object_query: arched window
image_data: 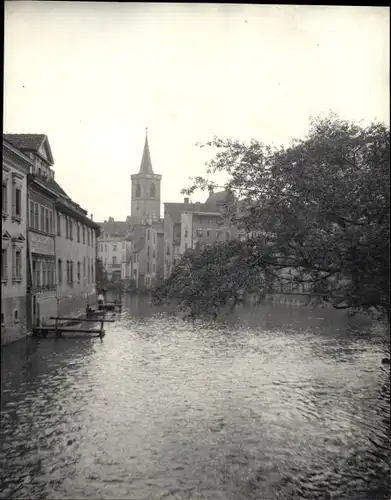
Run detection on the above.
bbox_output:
[136,184,141,197]
[150,183,156,197]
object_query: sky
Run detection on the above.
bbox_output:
[4,3,389,222]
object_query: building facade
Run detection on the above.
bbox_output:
[164,192,237,278]
[1,140,32,345]
[97,218,134,282]
[55,195,100,318]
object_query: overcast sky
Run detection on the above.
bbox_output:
[4,3,389,222]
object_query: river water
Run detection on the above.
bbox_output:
[1,295,390,500]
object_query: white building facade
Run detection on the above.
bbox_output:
[1,140,32,345]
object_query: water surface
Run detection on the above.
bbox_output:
[1,296,390,499]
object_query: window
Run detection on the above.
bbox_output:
[2,181,7,214]
[1,313,4,325]
[13,248,22,280]
[40,206,45,231]
[184,229,188,237]
[42,260,47,287]
[136,184,141,197]
[14,187,22,217]
[113,244,117,251]
[88,257,91,283]
[153,263,156,272]
[91,261,94,283]
[57,213,61,236]
[29,201,34,228]
[50,260,55,286]
[91,231,94,247]
[69,219,73,240]
[67,260,73,284]
[150,183,156,197]
[34,203,39,230]
[58,259,62,284]
[77,262,81,283]
[226,231,230,241]
[105,244,108,252]
[82,226,85,244]
[14,310,19,323]
[1,249,7,281]
[147,262,150,273]
[206,230,211,237]
[87,229,90,246]
[45,209,50,233]
[112,256,117,265]
[49,211,54,234]
[83,257,86,283]
[77,223,81,243]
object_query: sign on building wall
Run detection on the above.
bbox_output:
[29,232,55,256]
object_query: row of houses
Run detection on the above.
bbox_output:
[96,131,241,289]
[2,134,100,346]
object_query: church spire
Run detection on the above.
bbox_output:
[139,127,153,174]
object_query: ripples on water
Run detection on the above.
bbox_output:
[1,296,390,500]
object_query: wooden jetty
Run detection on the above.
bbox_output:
[33,315,115,339]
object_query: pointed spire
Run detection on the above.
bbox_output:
[139,127,154,174]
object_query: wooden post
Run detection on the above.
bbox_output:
[55,317,61,338]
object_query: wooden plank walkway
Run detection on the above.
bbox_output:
[33,314,117,339]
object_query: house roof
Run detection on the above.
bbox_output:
[139,130,153,174]
[97,220,133,237]
[164,202,217,224]
[4,134,54,165]
[205,189,235,205]
[133,236,146,253]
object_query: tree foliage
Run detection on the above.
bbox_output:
[155,114,390,321]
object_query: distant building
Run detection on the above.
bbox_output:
[97,218,133,282]
[55,196,100,318]
[180,210,237,254]
[1,139,32,345]
[163,191,236,278]
[144,220,165,288]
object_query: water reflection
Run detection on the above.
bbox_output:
[1,295,390,500]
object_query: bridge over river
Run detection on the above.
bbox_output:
[1,295,389,499]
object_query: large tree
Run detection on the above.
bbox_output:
[155,114,390,321]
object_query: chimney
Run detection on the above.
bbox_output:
[184,197,189,204]
[90,213,93,220]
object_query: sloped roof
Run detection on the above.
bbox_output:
[4,134,54,165]
[97,220,133,237]
[133,236,146,252]
[139,131,153,174]
[164,202,217,224]
[205,190,235,205]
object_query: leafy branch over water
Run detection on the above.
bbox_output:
[154,113,390,322]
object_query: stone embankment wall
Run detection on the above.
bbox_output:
[1,296,27,346]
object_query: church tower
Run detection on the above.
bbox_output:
[131,130,162,222]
